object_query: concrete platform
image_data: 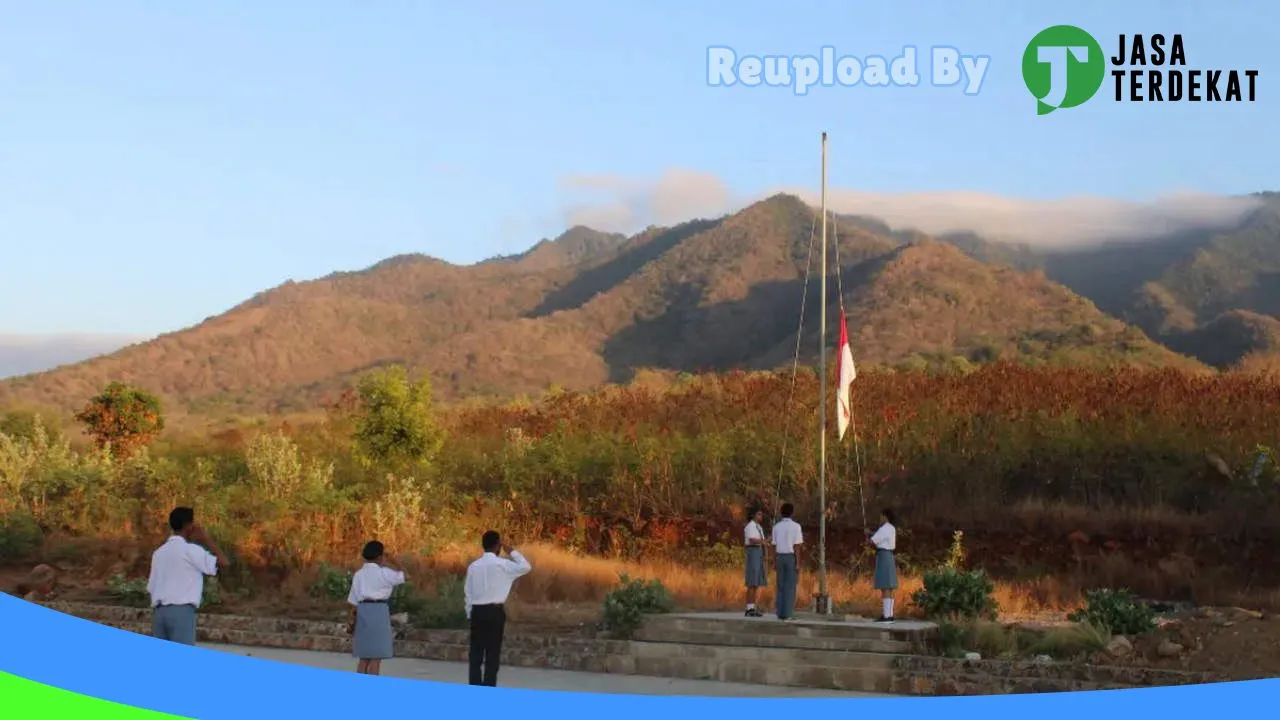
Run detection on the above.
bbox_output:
[624,611,939,694]
[208,643,894,697]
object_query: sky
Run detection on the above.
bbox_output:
[0,0,1276,338]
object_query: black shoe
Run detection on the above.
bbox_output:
[745,608,762,617]
[874,616,894,623]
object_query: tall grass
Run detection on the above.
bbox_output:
[4,363,1280,613]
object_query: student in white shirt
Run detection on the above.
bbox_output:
[770,502,803,621]
[867,508,898,622]
[743,506,767,617]
[346,540,407,675]
[464,530,532,686]
[146,506,230,645]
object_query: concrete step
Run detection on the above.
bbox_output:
[645,613,936,645]
[628,639,898,670]
[614,655,896,694]
[633,626,912,654]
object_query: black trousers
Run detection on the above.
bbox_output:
[468,604,506,686]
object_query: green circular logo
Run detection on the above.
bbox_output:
[1022,25,1105,115]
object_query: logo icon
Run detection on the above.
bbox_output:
[1022,25,1105,115]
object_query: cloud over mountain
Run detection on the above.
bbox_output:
[0,334,145,380]
[557,169,1262,248]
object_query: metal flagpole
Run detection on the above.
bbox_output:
[817,131,829,615]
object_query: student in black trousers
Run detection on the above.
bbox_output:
[464,530,532,686]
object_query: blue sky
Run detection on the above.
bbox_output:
[0,1,1276,337]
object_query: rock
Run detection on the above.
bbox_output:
[1226,607,1263,622]
[1157,640,1184,658]
[391,612,410,626]
[15,564,58,600]
[1034,654,1053,664]
[964,652,982,661]
[1106,636,1134,657]
[1206,452,1233,480]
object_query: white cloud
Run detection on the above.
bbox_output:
[0,334,145,379]
[555,170,1263,248]
[558,169,734,233]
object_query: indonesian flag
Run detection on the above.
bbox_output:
[836,309,856,441]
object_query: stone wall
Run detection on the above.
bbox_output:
[891,655,1219,696]
[41,602,1221,696]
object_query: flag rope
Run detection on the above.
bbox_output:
[772,213,817,525]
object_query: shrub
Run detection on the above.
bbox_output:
[601,574,674,638]
[403,575,468,630]
[1068,588,1156,635]
[945,530,966,569]
[308,565,353,600]
[106,574,149,607]
[912,567,997,620]
[0,509,42,562]
[935,619,966,658]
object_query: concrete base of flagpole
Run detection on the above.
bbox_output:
[813,593,832,615]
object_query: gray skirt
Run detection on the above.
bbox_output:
[874,549,898,590]
[353,601,394,659]
[744,545,767,588]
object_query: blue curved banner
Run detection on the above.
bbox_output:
[0,592,1275,718]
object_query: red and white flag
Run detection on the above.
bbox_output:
[836,309,856,441]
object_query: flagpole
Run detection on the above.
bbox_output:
[817,131,829,615]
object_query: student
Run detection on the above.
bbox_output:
[147,506,230,645]
[770,503,803,621]
[743,506,768,617]
[867,508,898,623]
[464,530,532,687]
[346,540,407,675]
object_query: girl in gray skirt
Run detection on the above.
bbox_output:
[346,541,407,675]
[743,506,768,617]
[867,508,898,623]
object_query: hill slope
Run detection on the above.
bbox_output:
[0,194,1208,418]
[940,194,1280,368]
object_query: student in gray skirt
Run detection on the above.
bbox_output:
[346,541,407,675]
[867,508,898,623]
[743,506,768,617]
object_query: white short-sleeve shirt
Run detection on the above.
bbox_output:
[147,536,218,608]
[771,518,803,554]
[870,522,896,551]
[347,563,408,605]
[744,520,765,545]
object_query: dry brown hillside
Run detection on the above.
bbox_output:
[0,194,1205,419]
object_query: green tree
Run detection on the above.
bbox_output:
[352,366,444,473]
[0,410,61,443]
[74,382,165,458]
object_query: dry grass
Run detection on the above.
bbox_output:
[395,542,1079,622]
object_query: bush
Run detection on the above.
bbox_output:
[1068,588,1156,635]
[0,509,42,562]
[912,566,997,620]
[935,619,966,658]
[403,575,468,630]
[106,574,149,607]
[308,564,353,600]
[601,574,674,638]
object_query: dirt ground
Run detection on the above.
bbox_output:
[1121,608,1280,679]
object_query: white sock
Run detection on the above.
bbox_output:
[883,598,893,618]
[747,603,755,609]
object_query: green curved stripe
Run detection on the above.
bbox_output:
[0,671,192,718]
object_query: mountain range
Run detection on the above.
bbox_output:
[3,191,1279,419]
